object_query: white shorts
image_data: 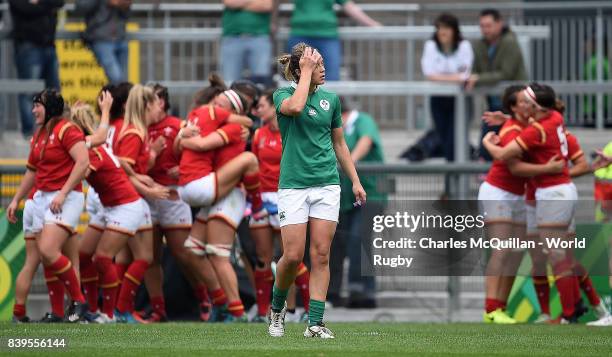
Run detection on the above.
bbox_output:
[33,190,85,233]
[535,182,577,228]
[148,186,193,229]
[477,182,526,223]
[85,187,105,230]
[206,187,247,230]
[250,192,280,230]
[104,198,152,236]
[23,198,42,239]
[178,173,216,208]
[277,185,340,227]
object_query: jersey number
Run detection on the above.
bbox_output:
[556,125,568,158]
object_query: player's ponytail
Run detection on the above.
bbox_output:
[192,72,228,108]
[554,98,566,115]
[278,42,308,82]
[124,84,155,137]
[70,104,97,136]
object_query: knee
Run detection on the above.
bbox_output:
[282,250,304,267]
[310,248,330,267]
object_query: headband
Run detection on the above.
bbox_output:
[223,90,244,114]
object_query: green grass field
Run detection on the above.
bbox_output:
[1,322,611,356]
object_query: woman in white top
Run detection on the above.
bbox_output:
[421,13,474,161]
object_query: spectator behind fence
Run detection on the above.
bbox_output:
[9,0,64,137]
[583,36,610,124]
[421,13,473,162]
[288,0,381,81]
[75,0,131,84]
[465,9,527,161]
[220,0,276,84]
[328,97,385,308]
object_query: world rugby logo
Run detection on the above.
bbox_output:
[320,99,330,111]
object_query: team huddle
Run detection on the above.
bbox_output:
[7,44,366,339]
[479,83,612,326]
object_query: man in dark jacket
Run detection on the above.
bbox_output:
[75,0,131,84]
[466,9,527,161]
[9,0,64,137]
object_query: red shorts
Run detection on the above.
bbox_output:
[595,181,612,211]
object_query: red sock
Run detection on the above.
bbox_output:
[485,298,504,313]
[210,288,228,307]
[295,262,310,312]
[243,173,263,212]
[116,260,149,313]
[575,263,601,306]
[532,276,550,315]
[95,255,119,318]
[47,255,84,303]
[150,296,166,317]
[553,259,576,318]
[44,267,66,316]
[80,253,99,312]
[228,300,245,317]
[254,269,273,316]
[194,284,210,305]
[13,303,26,318]
[114,263,128,308]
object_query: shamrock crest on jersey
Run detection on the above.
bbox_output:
[320,99,330,111]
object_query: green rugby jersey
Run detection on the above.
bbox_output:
[273,85,343,189]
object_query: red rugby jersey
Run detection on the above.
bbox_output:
[27,119,84,192]
[252,124,282,192]
[87,147,141,207]
[113,121,149,175]
[515,110,571,188]
[179,105,232,185]
[148,115,183,186]
[485,118,527,195]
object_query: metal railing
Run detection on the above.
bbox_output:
[1,2,612,130]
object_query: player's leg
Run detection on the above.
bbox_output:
[94,229,131,322]
[249,224,275,321]
[80,226,104,314]
[139,226,167,323]
[206,217,246,322]
[13,238,40,322]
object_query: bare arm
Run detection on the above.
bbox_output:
[350,136,373,162]
[180,132,227,152]
[507,156,564,177]
[10,169,36,205]
[426,74,466,82]
[342,1,381,27]
[482,132,523,161]
[227,114,253,128]
[569,155,591,178]
[223,0,272,12]
[6,169,36,224]
[85,90,113,148]
[332,127,366,204]
[118,158,169,200]
[280,48,321,116]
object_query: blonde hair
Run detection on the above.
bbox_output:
[278,42,308,82]
[70,104,98,135]
[124,84,156,137]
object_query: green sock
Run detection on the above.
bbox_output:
[308,299,325,327]
[271,285,289,312]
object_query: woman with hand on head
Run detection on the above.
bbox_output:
[268,43,366,339]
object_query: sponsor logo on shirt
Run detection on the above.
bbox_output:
[308,109,317,117]
[320,99,330,111]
